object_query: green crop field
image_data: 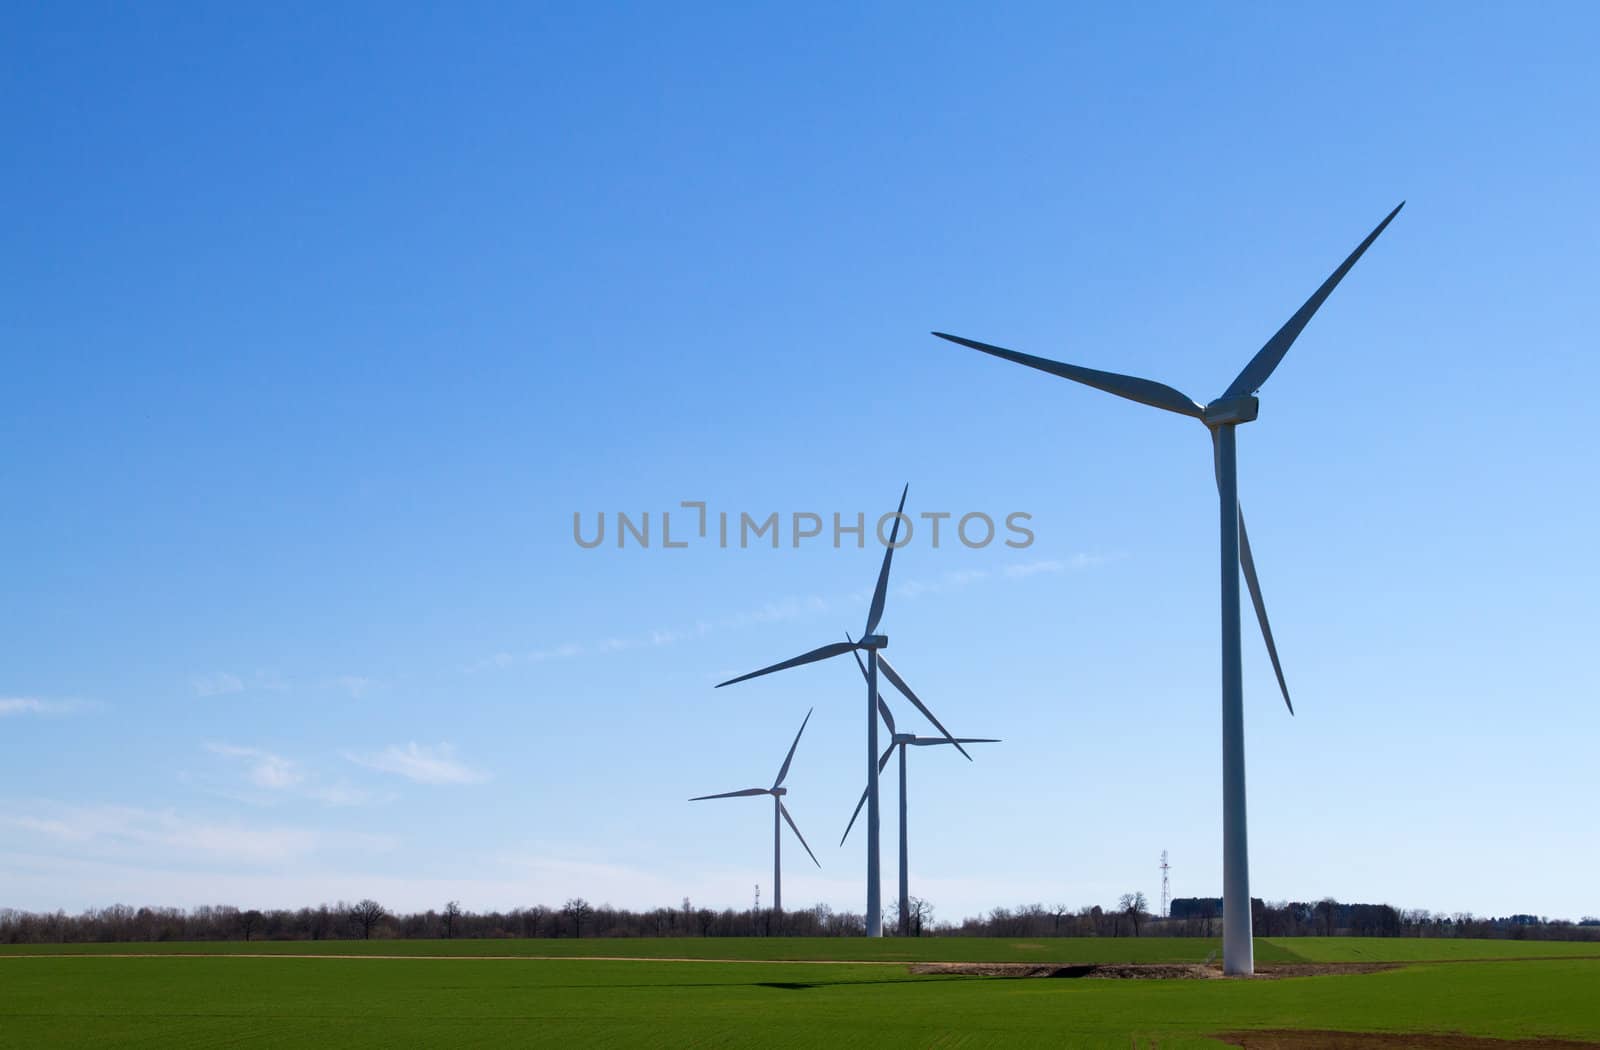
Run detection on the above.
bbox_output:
[3,939,1598,1047]
[0,935,1303,964]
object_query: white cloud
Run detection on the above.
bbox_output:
[328,675,375,699]
[0,697,87,717]
[191,672,245,697]
[0,803,372,866]
[344,743,488,785]
[206,743,304,790]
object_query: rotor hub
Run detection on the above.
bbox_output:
[1203,395,1259,427]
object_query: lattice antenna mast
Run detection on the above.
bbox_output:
[1160,850,1171,919]
[754,884,760,913]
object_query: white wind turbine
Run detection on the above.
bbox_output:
[688,708,819,914]
[933,203,1403,974]
[839,649,998,935]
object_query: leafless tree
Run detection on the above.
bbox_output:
[1118,892,1148,937]
[562,898,593,939]
[237,909,262,943]
[350,899,386,940]
[442,901,462,939]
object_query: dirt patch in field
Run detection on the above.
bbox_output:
[910,962,1220,979]
[909,961,1405,980]
[1216,1031,1600,1049]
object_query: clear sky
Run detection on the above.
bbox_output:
[3,3,1597,924]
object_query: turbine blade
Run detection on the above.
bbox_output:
[863,484,909,636]
[1211,431,1294,716]
[847,633,897,736]
[1223,202,1405,399]
[780,802,820,867]
[772,707,814,789]
[933,332,1204,419]
[839,786,869,846]
[839,745,895,845]
[1239,510,1294,715]
[716,640,857,688]
[877,654,971,760]
[688,787,769,801]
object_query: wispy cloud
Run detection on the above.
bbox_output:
[203,743,380,807]
[344,743,488,785]
[0,802,390,866]
[206,743,304,790]
[464,552,1112,673]
[0,697,90,718]
[191,672,245,697]
[326,675,376,699]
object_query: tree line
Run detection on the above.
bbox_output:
[2,896,1595,944]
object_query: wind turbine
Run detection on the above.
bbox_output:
[933,203,1402,974]
[688,708,820,914]
[715,484,965,937]
[839,650,998,936]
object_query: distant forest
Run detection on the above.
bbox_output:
[4,896,1598,944]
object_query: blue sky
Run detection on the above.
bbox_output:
[3,2,1597,923]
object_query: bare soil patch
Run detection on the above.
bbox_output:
[910,962,1220,979]
[909,961,1402,980]
[1216,1031,1600,1049]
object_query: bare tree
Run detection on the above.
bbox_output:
[442,901,462,939]
[350,899,386,940]
[1117,893,1148,937]
[237,909,262,943]
[907,897,934,937]
[562,898,593,939]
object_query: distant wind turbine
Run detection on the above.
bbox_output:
[716,485,965,936]
[688,708,819,914]
[933,203,1403,974]
[840,650,998,936]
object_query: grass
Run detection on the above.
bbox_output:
[1266,936,1600,962]
[0,935,1300,963]
[3,953,1599,1048]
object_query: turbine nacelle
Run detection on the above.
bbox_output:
[770,786,787,796]
[857,634,888,650]
[1203,395,1259,428]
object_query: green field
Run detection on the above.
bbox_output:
[3,938,1597,1047]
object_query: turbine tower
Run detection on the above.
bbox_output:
[839,660,998,936]
[716,485,966,936]
[933,203,1402,974]
[689,708,820,914]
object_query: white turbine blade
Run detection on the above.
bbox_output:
[779,802,820,867]
[847,635,896,735]
[1212,431,1294,716]
[1239,511,1294,715]
[1222,202,1404,399]
[771,707,813,789]
[877,654,971,760]
[933,332,1204,419]
[688,787,769,801]
[839,785,869,846]
[840,743,896,845]
[863,484,909,636]
[716,640,857,688]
